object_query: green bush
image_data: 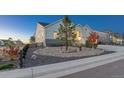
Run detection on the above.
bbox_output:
[0,64,14,70]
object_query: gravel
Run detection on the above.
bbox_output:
[33,47,105,58]
[22,46,107,68]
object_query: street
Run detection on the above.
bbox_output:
[62,59,124,78]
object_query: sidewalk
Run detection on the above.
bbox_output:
[0,45,124,78]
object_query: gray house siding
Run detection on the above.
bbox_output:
[45,20,63,39]
[81,25,93,44]
[35,23,46,46]
[75,25,88,45]
[34,19,110,46]
[45,19,63,46]
[94,30,109,44]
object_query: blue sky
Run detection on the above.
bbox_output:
[0,15,124,43]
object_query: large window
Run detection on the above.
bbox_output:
[53,32,59,39]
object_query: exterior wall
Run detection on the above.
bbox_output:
[116,38,123,45]
[81,25,93,44]
[34,20,110,46]
[75,25,91,45]
[112,36,117,44]
[35,23,46,46]
[95,31,109,44]
[112,36,123,45]
[45,20,63,39]
[81,25,110,44]
[45,20,63,46]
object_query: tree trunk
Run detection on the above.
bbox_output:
[79,46,82,51]
[65,32,68,51]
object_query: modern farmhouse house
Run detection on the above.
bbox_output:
[34,19,110,47]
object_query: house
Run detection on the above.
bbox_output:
[94,30,110,44]
[112,36,123,45]
[0,40,5,46]
[0,39,24,47]
[34,19,110,46]
[13,40,24,46]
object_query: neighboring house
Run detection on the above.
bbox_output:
[112,35,117,44]
[112,36,123,45]
[0,39,24,47]
[94,31,110,44]
[34,19,110,46]
[116,38,123,45]
[0,40,5,52]
[13,40,24,46]
[0,40,5,46]
[122,38,124,45]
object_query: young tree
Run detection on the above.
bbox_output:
[71,31,82,51]
[58,16,75,51]
[87,32,99,49]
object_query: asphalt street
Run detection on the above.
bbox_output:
[62,59,124,78]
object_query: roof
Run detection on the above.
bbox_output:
[14,40,24,45]
[0,39,24,46]
[38,22,49,26]
[37,19,111,37]
[45,19,63,28]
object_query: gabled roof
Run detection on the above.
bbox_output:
[14,40,24,45]
[82,24,93,31]
[76,24,83,27]
[38,19,63,28]
[45,19,63,28]
[38,22,49,26]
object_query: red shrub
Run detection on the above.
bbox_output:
[88,32,99,44]
[87,32,99,48]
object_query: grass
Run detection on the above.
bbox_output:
[0,63,15,70]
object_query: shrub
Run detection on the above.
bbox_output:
[86,32,99,48]
[0,64,14,70]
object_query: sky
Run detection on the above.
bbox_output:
[0,15,124,43]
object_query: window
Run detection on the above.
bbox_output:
[53,32,59,39]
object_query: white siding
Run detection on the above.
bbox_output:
[35,23,45,44]
[45,20,63,39]
[82,25,92,40]
[34,19,110,46]
[76,25,92,45]
[94,31,109,44]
